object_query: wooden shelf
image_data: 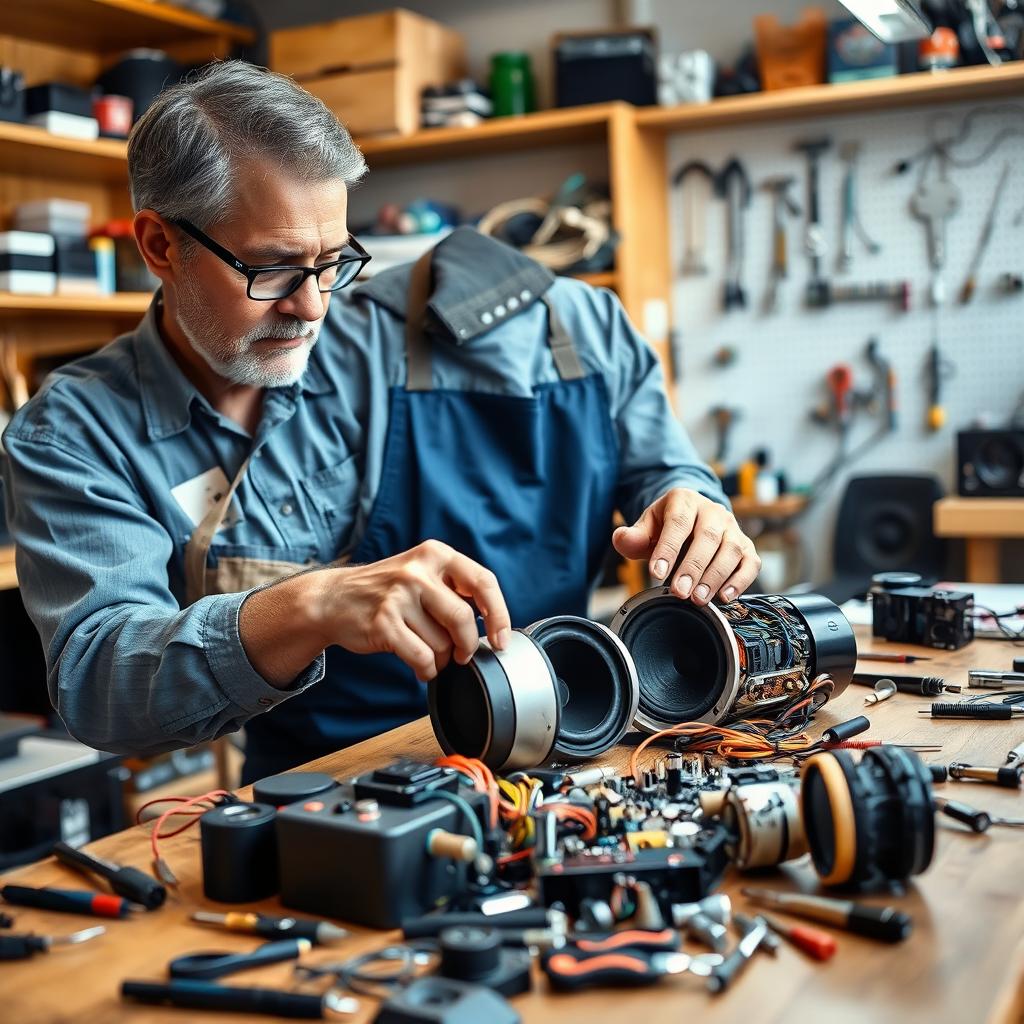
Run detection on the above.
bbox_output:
[0,121,128,183]
[637,63,1024,133]
[0,546,17,591]
[731,493,809,519]
[0,0,254,50]
[357,103,622,167]
[0,292,152,315]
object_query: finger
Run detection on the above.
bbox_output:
[648,493,698,583]
[442,553,512,651]
[671,508,725,600]
[612,504,659,561]
[404,603,456,675]
[420,584,480,665]
[386,622,441,683]
[690,534,745,606]
[718,548,762,603]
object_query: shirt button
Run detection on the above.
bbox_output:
[520,289,532,302]
[257,696,274,707]
[480,311,494,326]
[280,502,294,516]
[507,296,520,311]
[494,304,506,318]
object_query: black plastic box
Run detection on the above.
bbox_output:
[25,81,92,119]
[0,68,25,124]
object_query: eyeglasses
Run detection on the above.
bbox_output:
[172,218,372,300]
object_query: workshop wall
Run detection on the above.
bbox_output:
[667,98,1024,581]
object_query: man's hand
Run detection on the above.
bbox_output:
[241,540,511,687]
[613,488,761,606]
[310,540,511,681]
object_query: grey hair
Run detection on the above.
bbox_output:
[128,60,366,228]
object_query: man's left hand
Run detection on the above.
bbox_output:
[612,488,761,606]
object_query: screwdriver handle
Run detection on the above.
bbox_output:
[53,842,166,909]
[938,799,992,833]
[846,905,912,943]
[122,980,325,1018]
[785,924,838,961]
[928,703,1013,720]
[0,935,47,960]
[542,949,660,991]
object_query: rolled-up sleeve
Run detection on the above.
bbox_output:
[596,288,728,523]
[1,435,323,756]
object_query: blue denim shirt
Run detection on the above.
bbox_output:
[2,233,726,757]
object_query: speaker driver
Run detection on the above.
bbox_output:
[611,588,856,733]
[428,617,638,772]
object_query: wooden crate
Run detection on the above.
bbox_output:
[269,9,466,137]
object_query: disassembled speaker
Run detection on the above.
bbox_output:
[428,616,639,772]
[800,745,935,890]
[611,589,857,733]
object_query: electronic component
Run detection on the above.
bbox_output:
[373,977,519,1024]
[437,926,532,997]
[429,617,638,771]
[800,746,935,890]
[612,590,856,731]
[276,763,489,929]
[252,772,336,807]
[700,780,807,869]
[871,586,974,650]
[200,802,279,903]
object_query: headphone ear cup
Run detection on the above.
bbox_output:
[863,747,935,880]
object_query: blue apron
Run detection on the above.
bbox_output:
[241,252,619,781]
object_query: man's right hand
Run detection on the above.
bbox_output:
[240,540,512,688]
[312,540,512,681]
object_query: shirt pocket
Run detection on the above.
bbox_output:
[301,454,361,536]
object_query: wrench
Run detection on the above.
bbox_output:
[672,160,715,276]
[715,158,751,312]
[911,171,960,305]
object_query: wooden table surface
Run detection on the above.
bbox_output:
[3,627,1024,1024]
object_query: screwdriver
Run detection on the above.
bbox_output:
[741,888,912,943]
[192,911,349,946]
[53,841,166,910]
[0,925,105,960]
[1,885,145,919]
[919,703,1024,720]
[858,652,931,664]
[758,912,837,961]
[935,796,1024,832]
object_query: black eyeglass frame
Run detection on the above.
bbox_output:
[172,218,371,300]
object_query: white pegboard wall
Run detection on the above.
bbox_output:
[667,98,1024,581]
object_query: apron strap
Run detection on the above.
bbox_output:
[542,295,586,381]
[184,453,253,605]
[403,246,587,390]
[404,248,435,392]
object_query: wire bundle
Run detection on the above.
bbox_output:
[135,789,233,885]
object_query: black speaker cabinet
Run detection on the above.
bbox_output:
[554,29,657,107]
[958,429,1024,497]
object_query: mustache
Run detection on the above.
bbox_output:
[242,318,320,343]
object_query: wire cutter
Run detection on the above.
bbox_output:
[541,928,722,991]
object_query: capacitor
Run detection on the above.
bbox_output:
[666,753,684,797]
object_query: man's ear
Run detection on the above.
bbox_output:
[133,210,181,288]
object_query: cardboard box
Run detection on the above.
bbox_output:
[270,9,466,137]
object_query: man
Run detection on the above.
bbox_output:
[2,62,759,783]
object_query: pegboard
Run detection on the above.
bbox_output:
[667,97,1024,582]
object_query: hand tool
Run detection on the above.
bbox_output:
[52,840,166,909]
[401,907,557,939]
[761,175,801,312]
[192,911,349,945]
[837,141,881,274]
[1006,737,1024,766]
[672,894,732,952]
[715,157,751,311]
[0,925,104,960]
[170,938,312,980]
[757,912,837,961]
[852,673,956,696]
[541,943,721,991]
[709,405,741,477]
[122,980,359,1018]
[820,716,870,744]
[795,136,832,288]
[671,159,715,276]
[919,703,1024,719]
[959,161,1010,304]
[912,170,961,306]
[805,279,911,310]
[925,341,954,432]
[968,670,1024,689]
[707,917,768,993]
[946,762,1022,789]
[859,652,931,663]
[935,796,1024,832]
[741,888,912,942]
[0,884,145,919]
[865,338,897,433]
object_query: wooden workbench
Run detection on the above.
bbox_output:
[2,628,1023,1024]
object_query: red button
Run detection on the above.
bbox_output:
[303,801,325,812]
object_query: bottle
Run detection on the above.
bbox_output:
[490,52,535,117]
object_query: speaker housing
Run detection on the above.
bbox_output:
[428,616,639,772]
[958,429,1024,497]
[611,588,856,733]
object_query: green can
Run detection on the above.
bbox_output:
[490,51,536,117]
